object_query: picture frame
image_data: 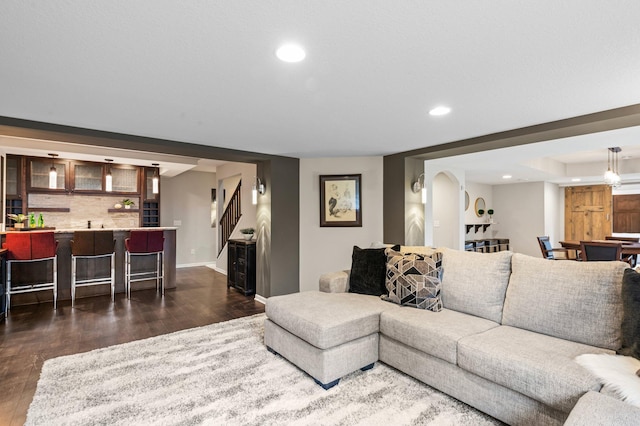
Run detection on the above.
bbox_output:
[319,174,362,227]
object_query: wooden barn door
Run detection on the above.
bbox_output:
[565,185,612,241]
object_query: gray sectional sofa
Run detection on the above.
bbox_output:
[264,248,635,425]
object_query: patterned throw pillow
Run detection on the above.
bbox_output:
[383,248,443,312]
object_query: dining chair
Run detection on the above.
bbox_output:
[605,236,639,266]
[537,236,572,260]
[579,241,624,262]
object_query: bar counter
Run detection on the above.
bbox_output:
[1,227,176,307]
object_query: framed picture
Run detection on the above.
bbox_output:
[319,174,362,227]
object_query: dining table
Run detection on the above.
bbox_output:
[559,239,640,262]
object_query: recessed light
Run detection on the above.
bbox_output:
[571,178,582,182]
[276,44,306,63]
[429,106,451,116]
[502,175,512,179]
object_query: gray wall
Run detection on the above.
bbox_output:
[161,171,217,266]
[299,156,384,291]
[257,157,300,298]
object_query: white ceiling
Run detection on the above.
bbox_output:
[1,1,640,180]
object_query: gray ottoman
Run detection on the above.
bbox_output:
[264,291,398,389]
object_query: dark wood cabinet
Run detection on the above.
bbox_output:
[227,239,256,295]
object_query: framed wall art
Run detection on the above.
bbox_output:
[319,174,362,227]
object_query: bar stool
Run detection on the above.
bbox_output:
[71,230,115,306]
[498,238,510,252]
[3,231,58,314]
[125,230,165,299]
[464,241,475,252]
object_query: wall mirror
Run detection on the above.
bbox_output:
[475,197,486,217]
[465,191,470,211]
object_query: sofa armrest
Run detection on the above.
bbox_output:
[564,391,640,425]
[319,270,350,293]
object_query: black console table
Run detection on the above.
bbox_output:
[227,239,256,296]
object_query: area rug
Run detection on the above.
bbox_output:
[26,314,502,425]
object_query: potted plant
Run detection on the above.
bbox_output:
[487,208,494,223]
[477,209,485,216]
[240,227,255,241]
[122,199,135,209]
[7,213,28,229]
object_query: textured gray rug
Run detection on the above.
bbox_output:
[27,314,502,425]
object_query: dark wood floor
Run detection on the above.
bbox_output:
[0,266,264,426]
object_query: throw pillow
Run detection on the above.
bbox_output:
[618,268,640,360]
[382,248,443,312]
[575,353,640,407]
[348,245,399,296]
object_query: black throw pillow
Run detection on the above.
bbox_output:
[348,245,399,296]
[618,268,640,360]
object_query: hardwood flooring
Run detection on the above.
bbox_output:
[0,266,264,426]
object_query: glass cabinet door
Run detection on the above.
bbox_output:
[111,166,139,193]
[29,158,67,190]
[73,163,103,191]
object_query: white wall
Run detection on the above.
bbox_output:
[544,182,564,246]
[216,162,257,274]
[493,182,545,257]
[161,171,218,267]
[299,157,384,292]
[432,172,458,248]
[464,181,494,242]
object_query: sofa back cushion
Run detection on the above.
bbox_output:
[503,253,627,350]
[440,248,512,323]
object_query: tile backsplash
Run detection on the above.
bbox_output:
[27,194,140,229]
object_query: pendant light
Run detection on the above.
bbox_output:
[105,159,113,192]
[152,163,160,194]
[604,147,622,188]
[48,153,58,189]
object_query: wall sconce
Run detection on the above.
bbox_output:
[48,153,58,189]
[412,173,427,204]
[152,163,160,194]
[252,177,265,205]
[105,159,113,192]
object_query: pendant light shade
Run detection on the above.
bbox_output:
[48,153,58,189]
[152,163,159,194]
[105,159,113,192]
[604,147,622,188]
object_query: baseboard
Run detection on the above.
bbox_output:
[212,265,227,275]
[254,294,267,305]
[177,262,215,269]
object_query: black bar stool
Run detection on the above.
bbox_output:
[71,230,115,306]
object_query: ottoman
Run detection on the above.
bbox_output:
[264,291,399,389]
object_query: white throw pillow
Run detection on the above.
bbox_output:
[575,353,640,407]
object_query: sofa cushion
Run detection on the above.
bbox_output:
[383,248,442,311]
[619,268,640,359]
[348,246,388,296]
[380,307,498,364]
[265,291,398,349]
[564,391,640,426]
[439,248,512,323]
[458,325,612,413]
[503,253,627,350]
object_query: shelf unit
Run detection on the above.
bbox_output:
[466,224,491,233]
